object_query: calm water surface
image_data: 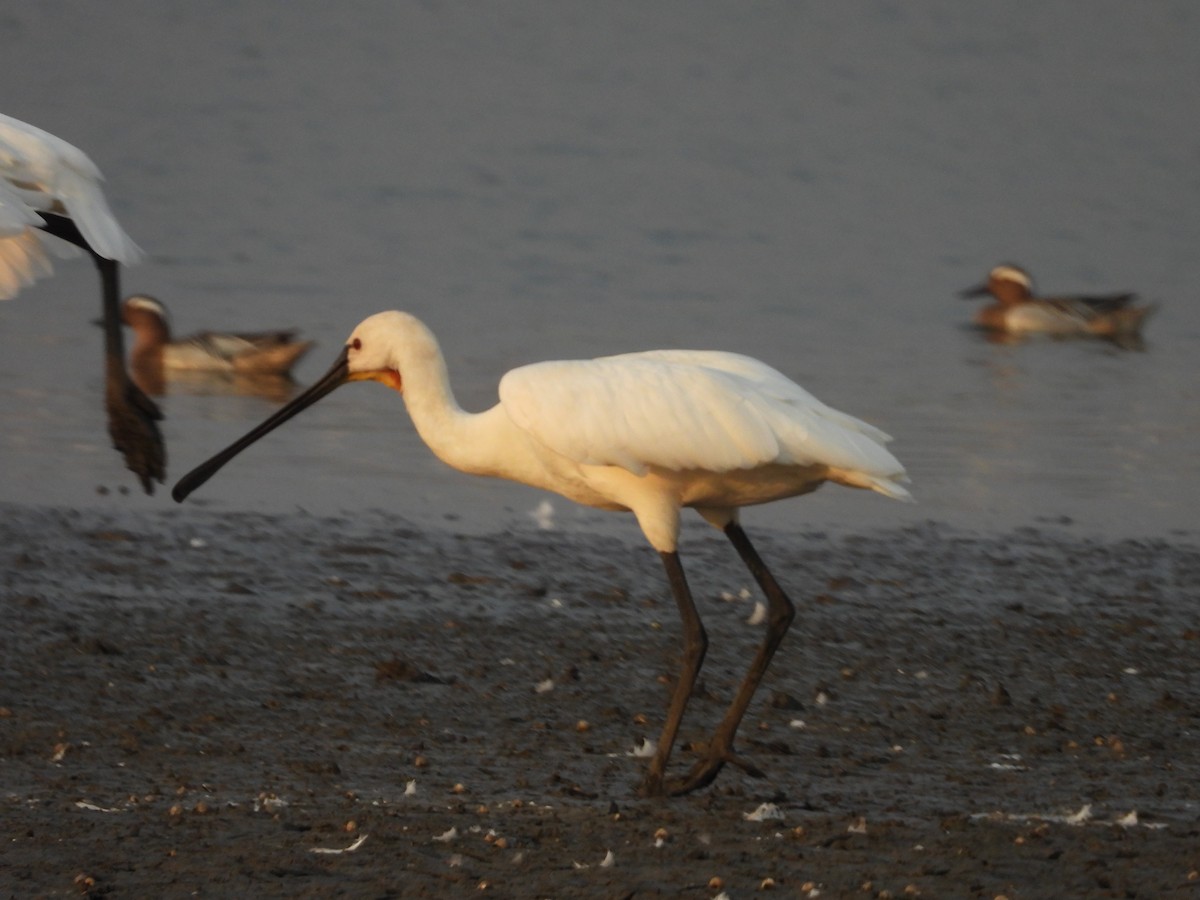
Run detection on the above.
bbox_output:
[1,3,1197,539]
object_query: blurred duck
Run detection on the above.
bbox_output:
[960,264,1156,339]
[122,294,313,379]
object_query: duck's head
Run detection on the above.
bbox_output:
[122,294,168,323]
[959,264,1034,305]
[118,294,171,339]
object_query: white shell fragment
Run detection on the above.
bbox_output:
[75,800,124,813]
[628,738,657,758]
[1065,804,1093,825]
[530,500,556,529]
[573,850,615,869]
[743,802,785,822]
[253,793,288,813]
[309,834,368,855]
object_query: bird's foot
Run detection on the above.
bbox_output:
[637,773,665,798]
[106,381,166,494]
[662,746,766,797]
[638,742,767,797]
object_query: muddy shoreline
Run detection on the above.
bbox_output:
[2,502,1198,897]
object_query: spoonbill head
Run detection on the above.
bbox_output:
[174,310,911,796]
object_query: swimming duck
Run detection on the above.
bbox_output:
[959,264,1156,339]
[121,295,313,379]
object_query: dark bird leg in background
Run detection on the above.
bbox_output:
[96,255,166,491]
[640,551,708,797]
[38,213,166,493]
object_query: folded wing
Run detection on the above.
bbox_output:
[499,350,908,498]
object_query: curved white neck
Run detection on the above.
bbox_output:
[393,338,514,479]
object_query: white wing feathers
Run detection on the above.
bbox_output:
[0,112,142,295]
[0,178,44,233]
[499,351,907,490]
[0,178,55,298]
[0,229,54,299]
[632,349,896,444]
[49,162,143,264]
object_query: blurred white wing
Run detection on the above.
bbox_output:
[0,112,142,266]
[499,350,907,488]
[0,178,54,298]
[0,177,42,233]
[0,230,54,299]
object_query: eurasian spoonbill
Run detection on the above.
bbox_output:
[173,310,912,796]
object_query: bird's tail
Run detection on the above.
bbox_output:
[231,340,315,376]
[1091,303,1158,337]
[829,467,914,503]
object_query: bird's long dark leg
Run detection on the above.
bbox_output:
[639,550,708,797]
[96,255,166,493]
[36,213,166,492]
[666,522,795,795]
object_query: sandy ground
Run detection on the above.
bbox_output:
[2,501,1198,898]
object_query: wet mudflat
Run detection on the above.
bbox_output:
[2,502,1198,898]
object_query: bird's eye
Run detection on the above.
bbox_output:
[350,338,362,351]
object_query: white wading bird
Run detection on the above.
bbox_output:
[0,111,164,492]
[173,311,912,796]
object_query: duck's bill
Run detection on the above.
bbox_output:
[958,283,990,299]
[172,346,350,502]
